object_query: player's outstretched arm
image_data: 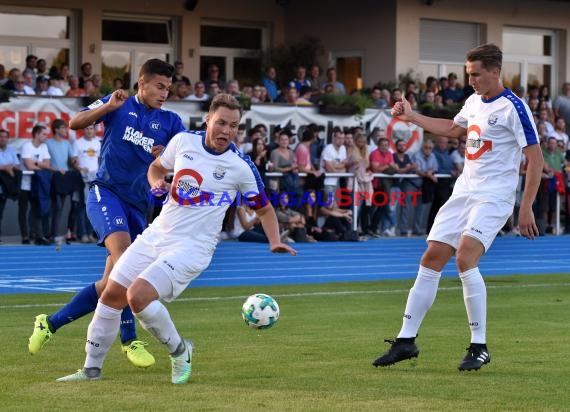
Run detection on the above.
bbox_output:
[69,89,130,130]
[256,203,297,256]
[391,96,465,139]
[519,144,544,239]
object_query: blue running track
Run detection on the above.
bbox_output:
[0,236,568,295]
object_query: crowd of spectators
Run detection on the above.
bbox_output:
[1,55,570,243]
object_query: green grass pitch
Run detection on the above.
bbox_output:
[1,274,569,411]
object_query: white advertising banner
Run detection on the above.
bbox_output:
[0,96,423,153]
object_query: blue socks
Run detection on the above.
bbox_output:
[47,282,138,345]
[48,283,99,331]
[119,306,137,344]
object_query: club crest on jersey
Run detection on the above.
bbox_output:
[213,165,226,180]
[150,120,161,131]
[488,113,499,126]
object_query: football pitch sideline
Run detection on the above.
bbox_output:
[0,237,569,411]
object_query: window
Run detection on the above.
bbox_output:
[418,19,481,84]
[0,8,73,73]
[0,12,69,39]
[201,25,262,49]
[101,15,175,90]
[102,19,170,44]
[502,27,556,91]
[199,20,268,88]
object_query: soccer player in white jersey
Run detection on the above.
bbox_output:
[57,94,297,384]
[373,43,544,371]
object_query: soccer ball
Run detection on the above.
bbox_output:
[241,293,280,329]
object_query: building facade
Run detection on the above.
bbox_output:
[1,0,569,95]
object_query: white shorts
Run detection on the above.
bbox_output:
[427,192,514,252]
[110,232,213,302]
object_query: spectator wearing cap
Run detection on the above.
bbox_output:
[441,72,464,105]
[172,60,191,86]
[36,75,50,95]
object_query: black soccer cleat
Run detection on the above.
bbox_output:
[373,338,420,367]
[458,343,491,371]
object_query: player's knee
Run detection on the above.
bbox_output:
[126,285,152,313]
[420,242,453,271]
[100,282,127,307]
[455,251,479,273]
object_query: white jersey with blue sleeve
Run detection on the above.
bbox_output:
[453,88,538,202]
[146,130,265,251]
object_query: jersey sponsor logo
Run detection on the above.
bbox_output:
[150,120,161,131]
[171,168,213,205]
[122,126,155,153]
[465,125,492,160]
[88,100,104,110]
[213,165,226,180]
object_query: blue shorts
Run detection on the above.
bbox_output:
[86,184,147,246]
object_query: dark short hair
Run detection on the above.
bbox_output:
[467,43,503,71]
[51,119,67,134]
[138,59,175,81]
[301,128,314,142]
[279,127,294,138]
[209,93,242,117]
[32,124,47,137]
[0,128,9,137]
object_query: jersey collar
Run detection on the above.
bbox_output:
[481,87,509,104]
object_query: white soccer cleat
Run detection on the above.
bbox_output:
[56,368,101,382]
[170,340,193,384]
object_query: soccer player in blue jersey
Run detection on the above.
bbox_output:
[28,59,186,368]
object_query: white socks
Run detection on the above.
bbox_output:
[135,300,182,354]
[459,267,487,344]
[85,302,122,369]
[398,265,441,338]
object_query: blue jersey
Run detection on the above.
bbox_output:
[85,94,185,213]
